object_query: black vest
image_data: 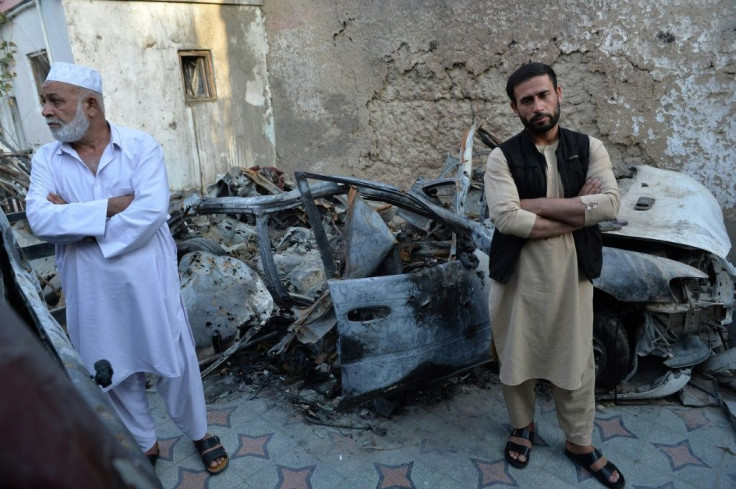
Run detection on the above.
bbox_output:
[488,128,603,284]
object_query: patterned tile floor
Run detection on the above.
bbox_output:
[148,375,736,489]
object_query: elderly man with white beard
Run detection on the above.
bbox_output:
[25,62,229,475]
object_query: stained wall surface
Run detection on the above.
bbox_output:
[61,0,275,191]
[262,0,736,260]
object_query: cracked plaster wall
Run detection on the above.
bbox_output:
[263,0,736,261]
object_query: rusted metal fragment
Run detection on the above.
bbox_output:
[291,292,337,344]
[594,247,707,303]
[329,257,491,409]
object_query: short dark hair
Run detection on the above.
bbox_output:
[506,62,558,103]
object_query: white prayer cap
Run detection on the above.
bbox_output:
[45,62,102,93]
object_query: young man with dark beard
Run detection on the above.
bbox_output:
[484,62,625,488]
[26,62,229,475]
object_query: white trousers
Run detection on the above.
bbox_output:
[105,333,208,452]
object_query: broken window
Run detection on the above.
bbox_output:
[27,50,50,98]
[178,50,216,103]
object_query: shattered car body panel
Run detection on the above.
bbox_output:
[608,164,731,259]
[330,256,491,409]
[591,165,736,402]
[183,170,493,406]
[594,247,708,303]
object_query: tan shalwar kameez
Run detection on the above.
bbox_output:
[484,136,620,444]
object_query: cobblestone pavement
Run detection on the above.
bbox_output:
[148,373,736,489]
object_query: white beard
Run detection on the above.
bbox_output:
[48,101,90,143]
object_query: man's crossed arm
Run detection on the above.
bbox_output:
[520,178,601,240]
[47,192,133,217]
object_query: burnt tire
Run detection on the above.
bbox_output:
[593,312,631,389]
[176,237,228,261]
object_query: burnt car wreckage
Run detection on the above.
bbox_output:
[166,123,736,419]
[2,123,736,432]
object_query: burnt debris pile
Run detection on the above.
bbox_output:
[168,152,496,415]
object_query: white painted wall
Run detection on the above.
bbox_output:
[0,0,73,149]
[0,0,275,192]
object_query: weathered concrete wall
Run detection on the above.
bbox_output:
[61,0,275,191]
[263,0,736,260]
[0,0,74,149]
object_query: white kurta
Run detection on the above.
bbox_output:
[26,123,191,390]
[484,136,620,390]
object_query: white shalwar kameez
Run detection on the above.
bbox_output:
[26,123,206,449]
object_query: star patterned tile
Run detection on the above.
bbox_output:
[632,482,677,489]
[274,465,315,489]
[174,467,210,489]
[671,407,711,432]
[594,415,637,442]
[232,433,272,460]
[471,458,518,488]
[158,435,183,461]
[374,462,416,489]
[652,440,711,471]
[419,436,459,455]
[206,406,238,428]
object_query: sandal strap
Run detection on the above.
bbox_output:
[566,448,624,488]
[195,435,228,466]
[510,427,534,441]
[505,440,531,458]
[596,461,619,481]
[146,453,159,467]
[573,447,603,466]
[194,434,222,452]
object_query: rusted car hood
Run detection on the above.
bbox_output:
[609,165,731,259]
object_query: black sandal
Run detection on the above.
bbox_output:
[504,426,534,469]
[146,453,159,467]
[145,443,159,467]
[564,448,625,488]
[194,435,229,475]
